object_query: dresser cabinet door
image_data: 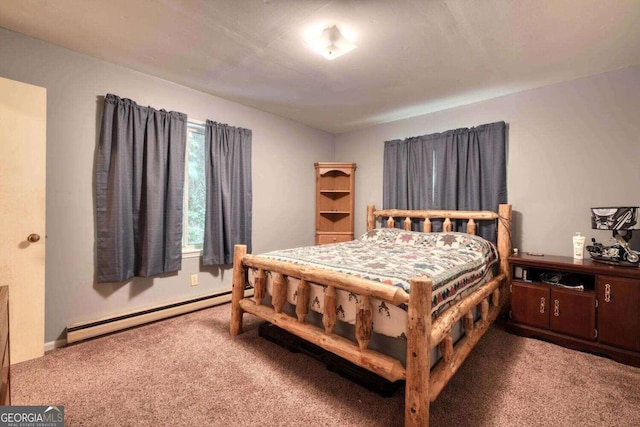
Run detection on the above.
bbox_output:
[597,275,640,351]
[549,288,596,341]
[511,282,549,329]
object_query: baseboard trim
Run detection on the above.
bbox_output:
[66,289,252,345]
[44,339,66,352]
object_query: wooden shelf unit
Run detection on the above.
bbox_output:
[315,162,356,245]
[506,253,640,367]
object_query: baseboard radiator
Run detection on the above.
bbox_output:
[66,289,253,345]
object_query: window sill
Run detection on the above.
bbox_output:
[182,248,202,259]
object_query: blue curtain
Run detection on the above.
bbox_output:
[382,140,409,211]
[383,121,507,241]
[96,94,187,282]
[203,120,252,265]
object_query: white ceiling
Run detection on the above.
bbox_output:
[1,0,639,134]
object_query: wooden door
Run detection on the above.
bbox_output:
[597,275,640,351]
[549,288,596,341]
[0,76,46,364]
[510,281,549,329]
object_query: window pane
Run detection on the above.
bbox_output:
[187,126,205,247]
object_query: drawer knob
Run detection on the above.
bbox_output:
[540,297,545,314]
[604,284,611,303]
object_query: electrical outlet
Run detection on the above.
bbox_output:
[190,274,198,286]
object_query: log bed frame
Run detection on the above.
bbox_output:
[230,204,512,426]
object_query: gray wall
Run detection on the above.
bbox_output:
[335,66,640,256]
[0,28,335,344]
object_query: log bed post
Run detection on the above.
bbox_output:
[230,244,247,336]
[467,218,476,235]
[497,204,513,306]
[296,279,310,323]
[405,276,432,427]
[254,268,265,306]
[272,273,287,313]
[480,299,490,326]
[367,205,375,232]
[355,296,373,350]
[463,311,474,338]
[323,286,337,334]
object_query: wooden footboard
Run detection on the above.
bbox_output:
[231,204,512,427]
[231,245,411,381]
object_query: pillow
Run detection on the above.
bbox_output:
[358,227,400,243]
[359,228,437,245]
[360,228,494,251]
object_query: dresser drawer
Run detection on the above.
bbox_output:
[316,234,353,245]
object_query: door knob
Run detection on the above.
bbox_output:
[27,233,41,243]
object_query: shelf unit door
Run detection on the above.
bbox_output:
[597,275,640,351]
[549,288,596,341]
[511,282,549,329]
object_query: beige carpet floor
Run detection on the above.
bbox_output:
[12,303,640,426]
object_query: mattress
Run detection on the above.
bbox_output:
[248,228,498,339]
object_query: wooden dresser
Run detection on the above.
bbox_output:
[507,253,640,367]
[1,286,9,405]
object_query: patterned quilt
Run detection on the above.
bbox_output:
[257,228,498,318]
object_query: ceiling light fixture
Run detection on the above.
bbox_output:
[306,25,357,60]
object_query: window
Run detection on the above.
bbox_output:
[383,121,506,242]
[183,122,206,255]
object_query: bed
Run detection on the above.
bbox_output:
[230,204,512,426]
